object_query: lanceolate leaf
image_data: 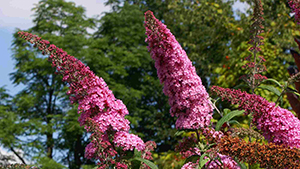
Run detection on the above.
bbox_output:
[257,84,281,96]
[234,157,247,169]
[229,120,241,126]
[134,148,142,158]
[130,157,158,169]
[262,78,282,88]
[216,110,244,131]
[233,84,249,89]
[198,153,209,169]
[174,131,185,136]
[184,155,201,164]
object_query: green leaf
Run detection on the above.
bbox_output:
[199,153,210,169]
[234,157,247,169]
[271,21,276,27]
[257,84,281,96]
[216,110,244,131]
[175,131,185,136]
[287,87,300,97]
[213,3,220,7]
[130,157,158,169]
[233,84,249,89]
[228,120,241,127]
[262,78,282,88]
[294,91,300,97]
[185,155,201,164]
[134,148,142,158]
[223,108,231,115]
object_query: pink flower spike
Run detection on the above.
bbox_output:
[18,31,147,167]
[144,10,213,129]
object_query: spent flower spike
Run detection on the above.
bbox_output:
[18,31,146,167]
[218,135,300,168]
[144,10,213,129]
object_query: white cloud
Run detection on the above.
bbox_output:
[69,0,111,17]
[0,0,111,30]
[232,1,250,14]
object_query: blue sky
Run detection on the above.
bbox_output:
[0,0,248,96]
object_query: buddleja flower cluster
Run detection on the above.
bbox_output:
[18,31,146,168]
[211,86,300,149]
[144,10,213,129]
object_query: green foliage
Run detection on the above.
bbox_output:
[37,156,66,169]
[198,153,210,169]
[0,87,22,147]
[184,155,200,164]
[164,0,236,87]
[257,84,281,96]
[215,110,244,131]
[152,151,184,169]
[130,157,158,169]
[81,165,97,169]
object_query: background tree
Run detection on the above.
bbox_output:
[10,0,95,167]
[0,87,28,165]
[163,0,236,87]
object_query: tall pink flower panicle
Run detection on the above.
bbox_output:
[144,10,213,129]
[211,86,300,148]
[19,32,130,128]
[18,31,146,167]
[289,0,300,24]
